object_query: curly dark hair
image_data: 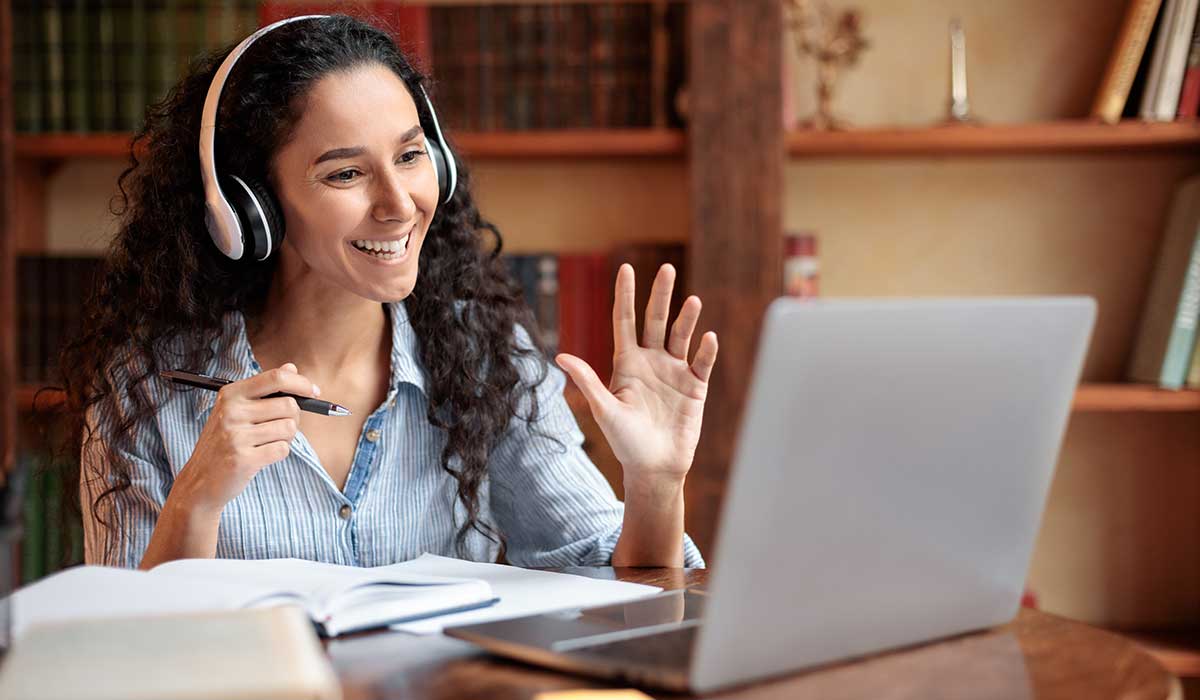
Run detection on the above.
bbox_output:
[55,14,549,565]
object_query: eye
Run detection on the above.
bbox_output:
[399,149,428,165]
[326,168,362,184]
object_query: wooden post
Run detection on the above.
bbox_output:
[1,0,15,481]
[685,0,784,558]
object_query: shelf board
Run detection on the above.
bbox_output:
[1119,628,1200,679]
[787,120,1200,157]
[21,122,1197,161]
[19,382,1199,413]
[456,129,685,157]
[1072,384,1200,412]
[15,133,136,159]
[14,129,687,161]
[18,386,65,412]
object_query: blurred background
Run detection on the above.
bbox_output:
[0,0,1198,691]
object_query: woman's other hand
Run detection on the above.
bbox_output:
[555,263,718,492]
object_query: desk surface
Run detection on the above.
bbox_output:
[328,567,1180,700]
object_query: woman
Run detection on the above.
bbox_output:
[60,15,718,571]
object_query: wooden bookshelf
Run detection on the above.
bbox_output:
[1073,384,1200,412]
[457,129,685,157]
[1119,628,1200,679]
[14,129,688,161]
[18,385,63,412]
[21,122,1198,162]
[787,120,1200,157]
[1,0,12,482]
[14,133,135,159]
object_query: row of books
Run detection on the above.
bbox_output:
[430,3,688,131]
[13,0,686,135]
[17,256,103,385]
[14,449,82,585]
[1127,172,1200,389]
[12,1,259,134]
[1093,0,1200,123]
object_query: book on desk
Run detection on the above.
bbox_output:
[10,554,498,640]
[6,552,664,642]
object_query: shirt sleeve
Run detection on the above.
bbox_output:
[79,376,173,569]
[487,329,705,568]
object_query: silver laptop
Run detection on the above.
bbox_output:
[446,297,1096,694]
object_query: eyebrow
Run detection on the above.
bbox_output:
[312,125,425,166]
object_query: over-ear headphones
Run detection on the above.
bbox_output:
[199,14,458,262]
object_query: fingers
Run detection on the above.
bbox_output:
[555,353,614,417]
[609,263,716,381]
[241,396,303,424]
[612,264,638,353]
[228,363,320,401]
[690,332,719,383]
[249,441,292,467]
[667,295,701,360]
[642,264,676,350]
[246,417,301,448]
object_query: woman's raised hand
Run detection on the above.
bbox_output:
[555,264,718,489]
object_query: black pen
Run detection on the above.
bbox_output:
[160,369,353,417]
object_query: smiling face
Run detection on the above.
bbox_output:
[270,63,440,302]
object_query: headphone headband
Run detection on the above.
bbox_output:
[199,14,457,261]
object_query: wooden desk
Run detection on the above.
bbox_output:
[328,568,1181,700]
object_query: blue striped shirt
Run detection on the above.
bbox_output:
[80,301,705,569]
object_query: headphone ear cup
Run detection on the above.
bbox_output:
[425,137,450,204]
[221,174,285,261]
[244,177,285,256]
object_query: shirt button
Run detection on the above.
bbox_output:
[338,504,352,520]
[365,429,381,442]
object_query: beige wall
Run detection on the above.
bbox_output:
[784,0,1128,125]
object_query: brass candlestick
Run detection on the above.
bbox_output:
[785,0,870,131]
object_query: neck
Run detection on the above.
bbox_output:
[247,258,391,376]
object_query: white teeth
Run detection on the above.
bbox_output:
[353,236,410,257]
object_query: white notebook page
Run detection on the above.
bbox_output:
[385,554,663,634]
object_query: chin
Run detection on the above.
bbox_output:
[368,279,417,304]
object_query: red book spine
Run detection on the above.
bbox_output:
[1178,68,1200,118]
[554,253,614,384]
[1178,27,1200,117]
[258,3,329,27]
[369,2,432,74]
[588,252,614,384]
[556,254,580,363]
[257,3,432,75]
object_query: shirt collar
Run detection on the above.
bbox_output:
[386,300,428,396]
[193,301,427,420]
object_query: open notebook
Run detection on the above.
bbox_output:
[10,556,497,639]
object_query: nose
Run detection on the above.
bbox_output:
[371,168,418,224]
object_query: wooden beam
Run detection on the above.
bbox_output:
[1,0,16,483]
[685,0,783,558]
